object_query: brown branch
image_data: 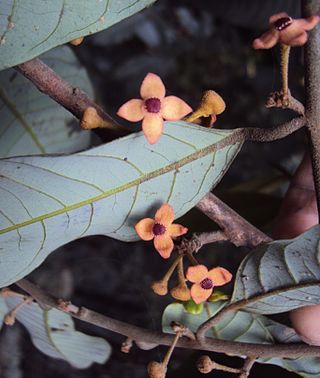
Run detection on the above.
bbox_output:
[175,231,228,257]
[196,192,272,248]
[14,279,320,359]
[303,0,320,221]
[15,58,127,137]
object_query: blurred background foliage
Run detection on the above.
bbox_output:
[0,1,307,377]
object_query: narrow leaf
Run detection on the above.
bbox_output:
[231,225,320,314]
[4,297,111,368]
[0,0,157,70]
[162,301,320,378]
[0,123,241,286]
[0,46,92,157]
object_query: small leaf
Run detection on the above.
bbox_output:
[162,301,320,378]
[4,297,111,368]
[0,0,157,70]
[0,123,242,286]
[231,225,320,314]
[0,46,92,158]
[183,300,203,314]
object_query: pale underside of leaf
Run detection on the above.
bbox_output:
[0,0,158,70]
[3,297,111,368]
[162,302,320,378]
[0,122,242,286]
[231,225,320,314]
[0,46,92,158]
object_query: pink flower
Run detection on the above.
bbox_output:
[186,265,232,304]
[135,203,188,259]
[253,12,319,49]
[117,73,192,144]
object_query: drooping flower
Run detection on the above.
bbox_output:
[135,204,188,259]
[186,265,232,304]
[253,12,319,49]
[117,73,192,144]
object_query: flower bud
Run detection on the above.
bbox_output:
[170,284,191,301]
[147,361,167,378]
[197,355,213,374]
[151,280,168,296]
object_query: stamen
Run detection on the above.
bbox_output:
[200,277,213,290]
[274,17,293,31]
[152,223,166,236]
[145,98,161,113]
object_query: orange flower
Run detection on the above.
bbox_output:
[253,12,319,49]
[135,204,188,259]
[186,265,232,304]
[117,73,192,144]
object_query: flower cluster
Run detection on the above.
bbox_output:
[135,204,232,303]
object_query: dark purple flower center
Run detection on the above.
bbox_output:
[152,223,166,236]
[273,17,293,31]
[200,278,213,290]
[145,97,161,113]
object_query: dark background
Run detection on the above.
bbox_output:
[0,1,308,377]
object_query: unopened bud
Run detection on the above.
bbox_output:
[147,361,167,378]
[197,355,213,374]
[151,280,168,296]
[199,90,226,116]
[4,313,16,326]
[69,37,84,46]
[170,284,190,301]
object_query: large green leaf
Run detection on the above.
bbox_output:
[162,302,320,378]
[0,0,157,71]
[0,46,92,157]
[0,123,241,287]
[231,225,320,314]
[1,296,111,368]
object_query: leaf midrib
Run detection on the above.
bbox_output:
[0,136,240,235]
[0,87,46,153]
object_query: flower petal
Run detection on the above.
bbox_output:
[282,31,308,46]
[142,113,163,144]
[140,73,166,99]
[161,96,193,120]
[135,218,155,241]
[155,204,174,226]
[186,265,208,284]
[154,234,174,259]
[190,284,212,304]
[293,15,320,31]
[208,267,233,286]
[252,29,279,49]
[117,99,144,122]
[169,223,188,237]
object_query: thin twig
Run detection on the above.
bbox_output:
[15,58,127,136]
[196,192,272,248]
[238,357,257,378]
[197,300,245,343]
[14,279,320,358]
[302,0,320,221]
